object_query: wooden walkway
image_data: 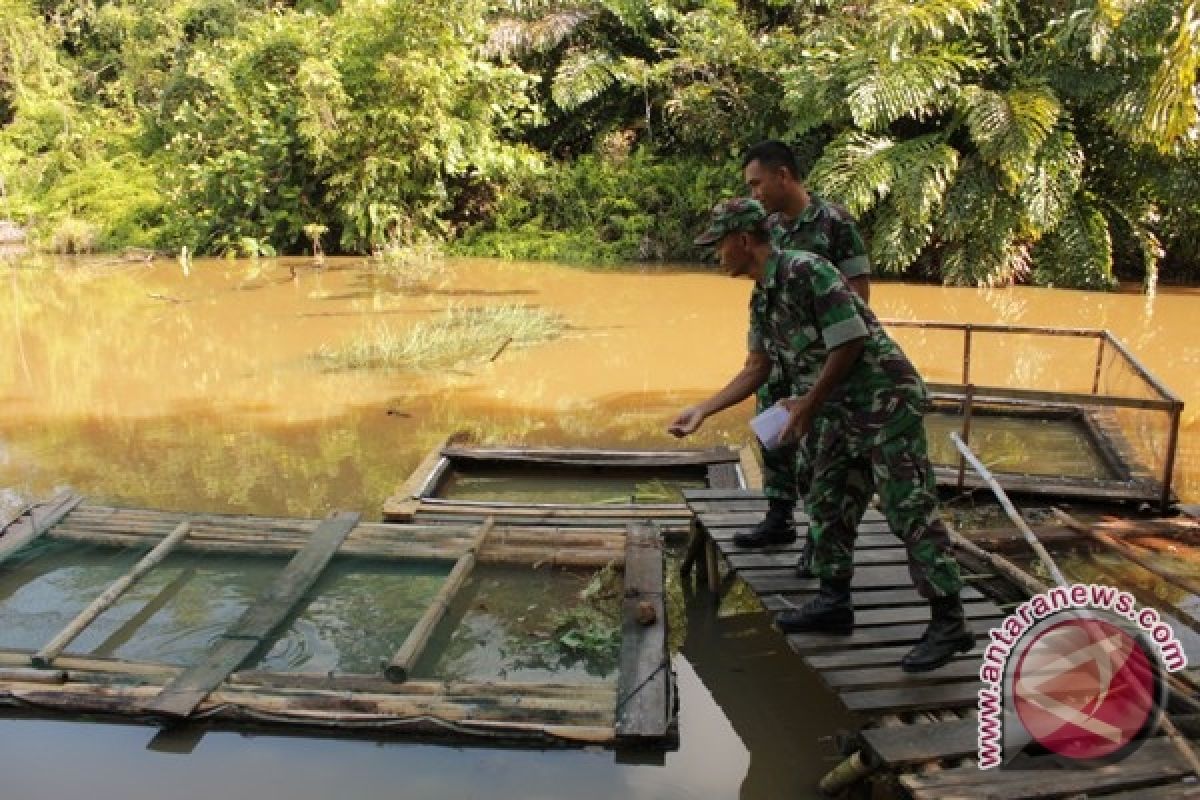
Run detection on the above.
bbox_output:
[683,487,1199,799]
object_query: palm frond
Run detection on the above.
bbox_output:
[959,84,1061,190]
[845,46,986,131]
[938,157,1031,286]
[1032,192,1115,289]
[809,132,953,217]
[1018,128,1084,233]
[551,49,620,111]
[871,0,991,46]
[868,138,959,271]
[1141,0,1200,151]
[484,10,592,59]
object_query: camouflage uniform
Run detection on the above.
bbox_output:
[750,196,870,503]
[749,248,962,599]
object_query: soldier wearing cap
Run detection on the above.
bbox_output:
[668,198,972,673]
[740,140,873,578]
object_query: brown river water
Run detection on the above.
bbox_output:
[0,256,1198,800]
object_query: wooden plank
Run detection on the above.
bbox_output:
[807,643,984,671]
[1090,782,1200,799]
[144,510,360,718]
[683,488,764,501]
[385,518,493,682]
[769,598,999,628]
[616,521,670,742]
[0,491,85,563]
[709,530,898,550]
[861,716,979,766]
[899,738,1192,799]
[786,617,996,655]
[413,503,687,518]
[700,511,886,528]
[742,564,925,594]
[761,585,984,612]
[441,446,737,467]
[840,680,982,714]
[725,547,910,570]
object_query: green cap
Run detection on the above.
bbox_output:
[693,198,767,246]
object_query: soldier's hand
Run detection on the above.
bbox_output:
[779,395,815,443]
[668,406,705,438]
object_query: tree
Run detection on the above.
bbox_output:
[780,0,1199,288]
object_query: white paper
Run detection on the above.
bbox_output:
[750,404,791,450]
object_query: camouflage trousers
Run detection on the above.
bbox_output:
[806,407,962,599]
[756,367,813,504]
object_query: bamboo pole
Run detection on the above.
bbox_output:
[952,434,1200,779]
[1050,510,1200,603]
[0,667,66,684]
[33,520,192,668]
[385,518,495,682]
[950,433,1067,586]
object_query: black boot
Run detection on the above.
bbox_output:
[775,579,853,634]
[794,532,814,578]
[733,498,797,547]
[901,595,976,673]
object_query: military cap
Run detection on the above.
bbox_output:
[693,198,768,246]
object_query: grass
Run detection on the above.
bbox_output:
[320,303,566,370]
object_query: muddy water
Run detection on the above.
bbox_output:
[1,256,1199,799]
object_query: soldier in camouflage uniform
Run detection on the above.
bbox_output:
[670,198,972,673]
[736,141,871,582]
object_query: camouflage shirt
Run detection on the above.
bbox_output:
[748,194,869,353]
[749,248,927,442]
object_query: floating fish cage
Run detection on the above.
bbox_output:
[383,441,747,533]
[0,492,673,747]
[884,321,1184,510]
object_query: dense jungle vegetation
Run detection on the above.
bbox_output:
[1,0,1197,288]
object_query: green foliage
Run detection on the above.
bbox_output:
[455,149,738,263]
[0,0,1197,287]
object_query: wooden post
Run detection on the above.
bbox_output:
[385,517,494,682]
[961,324,972,386]
[1161,402,1183,513]
[616,521,671,742]
[1091,335,1106,394]
[33,520,191,668]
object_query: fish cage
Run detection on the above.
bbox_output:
[383,439,747,533]
[884,321,1184,511]
[0,492,673,747]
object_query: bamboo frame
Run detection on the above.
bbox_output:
[385,518,494,682]
[33,520,192,668]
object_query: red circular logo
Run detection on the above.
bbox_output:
[1012,616,1160,761]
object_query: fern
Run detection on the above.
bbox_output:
[552,49,620,111]
[960,84,1061,190]
[483,10,592,59]
[871,0,991,47]
[1018,128,1084,233]
[810,132,953,218]
[1032,193,1115,288]
[1140,0,1200,151]
[845,46,987,131]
